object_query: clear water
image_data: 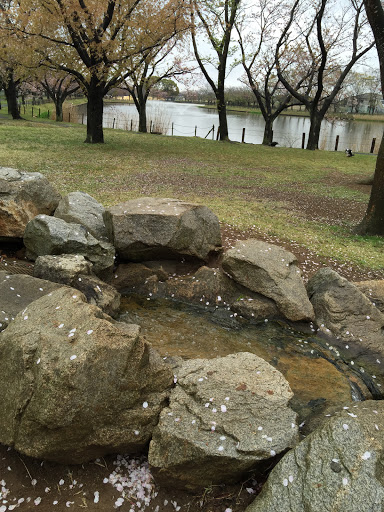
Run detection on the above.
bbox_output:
[118,296,374,430]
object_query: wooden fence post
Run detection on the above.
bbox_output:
[242,127,245,143]
[334,135,339,151]
[302,133,305,149]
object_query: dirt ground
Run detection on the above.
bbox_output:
[0,177,383,512]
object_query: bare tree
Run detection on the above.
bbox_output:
[276,0,375,150]
[236,0,304,145]
[190,0,241,141]
[123,41,189,133]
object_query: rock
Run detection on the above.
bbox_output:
[108,263,279,321]
[24,215,115,276]
[54,191,108,240]
[33,254,93,282]
[104,197,222,262]
[0,167,61,240]
[0,287,173,463]
[354,280,384,313]
[222,240,314,322]
[245,401,384,512]
[107,262,169,294]
[33,255,121,317]
[148,352,299,490]
[307,268,384,356]
[0,271,63,331]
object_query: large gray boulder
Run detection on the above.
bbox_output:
[307,268,384,356]
[33,254,121,317]
[54,191,108,240]
[0,270,63,331]
[24,215,115,276]
[0,167,61,239]
[104,197,222,262]
[0,287,173,463]
[246,401,384,512]
[148,352,299,490]
[222,240,315,322]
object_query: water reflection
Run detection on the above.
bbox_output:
[98,101,384,153]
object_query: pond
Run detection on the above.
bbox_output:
[89,100,384,153]
[118,295,381,434]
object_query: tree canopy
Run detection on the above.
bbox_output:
[2,0,188,141]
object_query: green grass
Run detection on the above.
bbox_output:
[0,115,382,273]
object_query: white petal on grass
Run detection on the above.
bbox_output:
[142,401,148,409]
[70,355,77,360]
[362,451,371,460]
[94,491,100,503]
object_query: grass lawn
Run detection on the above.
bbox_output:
[0,115,383,279]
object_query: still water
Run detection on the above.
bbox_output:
[97,100,384,153]
[118,295,381,431]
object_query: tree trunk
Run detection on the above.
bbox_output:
[216,89,229,141]
[306,110,323,150]
[4,71,22,120]
[357,132,384,235]
[138,104,147,133]
[55,100,64,122]
[262,118,274,145]
[85,78,105,143]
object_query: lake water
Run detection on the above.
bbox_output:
[95,100,383,153]
[72,100,383,153]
